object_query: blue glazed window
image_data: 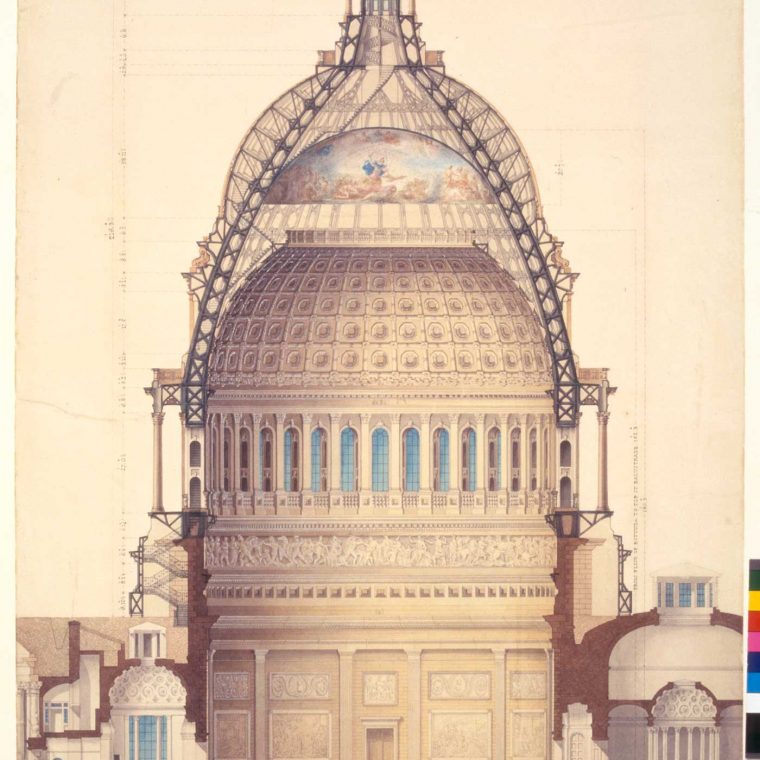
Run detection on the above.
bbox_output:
[160,716,168,760]
[311,428,325,492]
[372,428,389,492]
[129,716,135,760]
[665,582,674,608]
[696,583,706,608]
[404,428,420,492]
[679,582,692,608]
[435,429,450,492]
[462,428,477,491]
[284,429,293,492]
[341,428,357,492]
[139,716,157,760]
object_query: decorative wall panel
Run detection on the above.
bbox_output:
[215,711,250,760]
[270,674,331,701]
[270,711,332,760]
[363,673,398,705]
[430,710,492,759]
[429,672,491,700]
[214,672,251,701]
[511,711,546,759]
[509,672,546,701]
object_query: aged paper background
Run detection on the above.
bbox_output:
[11,0,746,704]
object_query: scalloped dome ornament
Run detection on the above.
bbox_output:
[109,665,186,710]
[651,681,717,724]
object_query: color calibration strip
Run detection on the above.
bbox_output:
[748,561,760,756]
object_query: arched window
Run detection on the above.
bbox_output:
[403,428,420,492]
[284,428,300,492]
[260,428,274,492]
[461,428,476,491]
[341,428,358,492]
[560,440,572,468]
[433,428,450,492]
[240,429,250,492]
[372,428,390,492]
[189,477,201,510]
[530,429,538,491]
[560,476,572,509]
[223,427,232,491]
[487,428,501,491]
[189,440,201,468]
[311,428,328,492]
[511,428,521,492]
[210,424,219,490]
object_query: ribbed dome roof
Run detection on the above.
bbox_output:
[209,246,552,393]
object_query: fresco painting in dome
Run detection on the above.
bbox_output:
[267,129,492,204]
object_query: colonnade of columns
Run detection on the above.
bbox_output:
[203,410,560,507]
[647,726,720,760]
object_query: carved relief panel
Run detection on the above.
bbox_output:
[215,711,250,760]
[363,672,398,705]
[214,672,251,701]
[511,711,546,759]
[429,672,492,700]
[270,711,332,760]
[269,673,331,701]
[509,672,546,701]
[429,710,492,760]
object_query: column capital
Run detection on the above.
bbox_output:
[254,648,269,660]
[389,412,401,425]
[405,646,423,659]
[360,413,372,425]
[152,412,165,424]
[474,412,486,425]
[252,413,264,425]
[233,412,243,425]
[597,411,610,425]
[275,412,287,425]
[329,411,343,423]
[302,412,314,425]
[447,413,459,426]
[337,647,357,658]
[492,647,507,660]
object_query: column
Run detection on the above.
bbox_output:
[252,414,262,492]
[330,413,342,491]
[686,727,693,760]
[151,412,165,512]
[674,726,681,759]
[419,414,431,511]
[233,414,242,499]
[448,414,460,502]
[217,415,225,495]
[597,412,610,511]
[647,728,655,760]
[254,649,268,760]
[303,413,313,496]
[360,414,372,494]
[475,413,486,512]
[28,682,40,738]
[276,413,287,492]
[711,727,720,760]
[339,649,355,760]
[407,649,422,760]
[493,648,506,760]
[500,415,510,501]
[521,415,530,507]
[390,414,401,491]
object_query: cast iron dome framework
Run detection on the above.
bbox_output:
[181,0,581,429]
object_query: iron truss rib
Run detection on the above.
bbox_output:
[400,15,580,425]
[181,17,363,425]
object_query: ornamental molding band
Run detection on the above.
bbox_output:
[430,710,492,760]
[269,673,331,701]
[108,664,186,709]
[429,672,492,700]
[510,672,547,700]
[205,534,555,569]
[213,672,250,701]
[270,710,331,760]
[363,672,398,705]
[651,681,717,724]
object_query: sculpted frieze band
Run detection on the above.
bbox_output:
[205,534,555,569]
